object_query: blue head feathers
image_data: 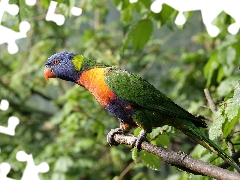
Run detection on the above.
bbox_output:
[44,51,81,82]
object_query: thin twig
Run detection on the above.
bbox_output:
[201,105,211,110]
[118,160,139,180]
[195,114,213,122]
[203,89,238,161]
[226,138,235,156]
[204,88,217,114]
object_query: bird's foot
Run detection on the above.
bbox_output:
[107,128,124,146]
[131,130,147,151]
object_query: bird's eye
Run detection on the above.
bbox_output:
[53,59,59,65]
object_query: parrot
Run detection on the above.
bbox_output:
[44,51,240,171]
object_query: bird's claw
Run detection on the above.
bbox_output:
[107,128,148,151]
[131,130,147,151]
[107,128,124,146]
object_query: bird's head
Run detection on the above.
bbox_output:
[44,51,84,82]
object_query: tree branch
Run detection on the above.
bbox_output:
[110,133,240,180]
[203,88,239,163]
[204,88,217,114]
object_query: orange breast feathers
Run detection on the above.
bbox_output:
[77,68,116,107]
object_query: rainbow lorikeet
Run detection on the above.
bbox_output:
[44,51,239,171]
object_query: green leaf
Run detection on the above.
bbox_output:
[209,110,225,140]
[74,138,95,152]
[191,144,208,159]
[149,127,162,139]
[217,66,225,83]
[140,150,160,171]
[222,101,240,138]
[150,126,176,144]
[120,28,134,54]
[54,156,73,172]
[118,0,134,23]
[10,0,34,22]
[151,4,175,26]
[121,8,133,23]
[120,0,131,10]
[224,89,234,101]
[132,147,138,163]
[226,46,236,64]
[217,76,239,97]
[155,134,170,148]
[203,53,219,87]
[112,0,121,8]
[218,46,236,77]
[218,46,236,64]
[223,111,240,138]
[52,173,66,180]
[216,34,238,50]
[233,81,240,107]
[181,172,193,180]
[225,101,239,120]
[132,19,153,51]
[160,4,175,26]
[134,127,141,136]
[140,0,151,8]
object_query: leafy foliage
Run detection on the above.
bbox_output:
[233,81,240,106]
[132,19,153,51]
[210,82,240,140]
[0,0,240,179]
[140,150,160,171]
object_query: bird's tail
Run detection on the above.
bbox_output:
[176,119,240,172]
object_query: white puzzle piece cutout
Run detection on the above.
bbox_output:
[0,0,32,54]
[25,0,36,6]
[46,0,82,26]
[0,0,82,53]
[0,99,9,111]
[0,99,19,136]
[0,0,19,23]
[16,151,49,180]
[129,0,138,3]
[46,1,65,26]
[0,21,30,54]
[71,6,82,16]
[0,162,15,180]
[0,116,19,136]
[150,0,221,37]
[131,0,240,37]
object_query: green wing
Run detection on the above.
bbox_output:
[104,68,206,127]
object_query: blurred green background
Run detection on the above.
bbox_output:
[1,0,240,179]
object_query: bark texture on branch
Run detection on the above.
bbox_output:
[109,132,240,180]
[204,88,217,114]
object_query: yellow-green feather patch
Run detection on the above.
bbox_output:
[72,55,84,71]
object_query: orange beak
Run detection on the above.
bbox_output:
[44,67,56,81]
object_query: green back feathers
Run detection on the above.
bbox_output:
[72,54,108,71]
[104,68,207,128]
